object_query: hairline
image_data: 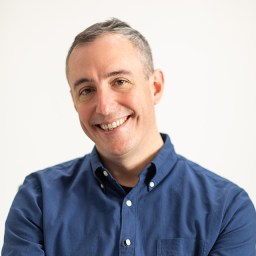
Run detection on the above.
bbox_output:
[66,32,153,81]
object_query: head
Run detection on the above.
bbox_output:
[66,18,154,79]
[66,18,164,161]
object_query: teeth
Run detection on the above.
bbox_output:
[100,117,127,131]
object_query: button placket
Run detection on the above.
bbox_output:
[124,239,131,246]
[126,200,132,207]
[119,195,136,255]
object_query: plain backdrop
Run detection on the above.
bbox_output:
[1,0,256,248]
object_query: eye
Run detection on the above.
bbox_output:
[114,79,128,86]
[79,87,96,96]
[111,78,133,92]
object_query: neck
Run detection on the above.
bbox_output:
[99,133,164,187]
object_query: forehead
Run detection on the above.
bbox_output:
[67,34,144,80]
[70,34,139,62]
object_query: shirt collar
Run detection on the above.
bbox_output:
[145,133,178,191]
[89,133,178,190]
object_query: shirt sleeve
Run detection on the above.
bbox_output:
[209,188,256,256]
[1,176,45,255]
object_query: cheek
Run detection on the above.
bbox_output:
[139,88,155,108]
[130,85,153,103]
[127,87,154,112]
[76,105,91,123]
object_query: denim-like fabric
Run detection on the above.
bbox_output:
[2,134,256,255]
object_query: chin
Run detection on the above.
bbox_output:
[100,141,135,158]
[106,147,130,157]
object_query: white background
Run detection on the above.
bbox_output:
[1,0,256,248]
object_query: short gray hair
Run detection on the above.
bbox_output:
[66,18,154,78]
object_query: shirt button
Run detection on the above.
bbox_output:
[126,200,132,207]
[103,170,108,177]
[149,181,155,188]
[124,239,131,246]
[100,184,104,189]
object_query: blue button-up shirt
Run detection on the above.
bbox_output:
[2,134,256,255]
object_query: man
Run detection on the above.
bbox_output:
[2,18,256,255]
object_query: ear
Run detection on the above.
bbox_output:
[150,69,164,105]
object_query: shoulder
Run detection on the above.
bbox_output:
[174,154,256,242]
[23,154,92,190]
[175,154,239,191]
[173,154,255,211]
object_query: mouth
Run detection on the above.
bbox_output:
[98,116,129,131]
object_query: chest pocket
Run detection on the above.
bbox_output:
[157,238,207,256]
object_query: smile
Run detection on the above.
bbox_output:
[99,117,128,131]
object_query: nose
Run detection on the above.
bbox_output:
[95,87,117,115]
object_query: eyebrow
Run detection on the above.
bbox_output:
[104,70,132,78]
[73,70,132,88]
[73,78,94,88]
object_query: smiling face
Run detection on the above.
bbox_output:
[67,33,164,160]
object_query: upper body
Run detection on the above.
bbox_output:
[2,18,256,255]
[3,134,256,255]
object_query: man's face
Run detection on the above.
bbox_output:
[67,33,163,159]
